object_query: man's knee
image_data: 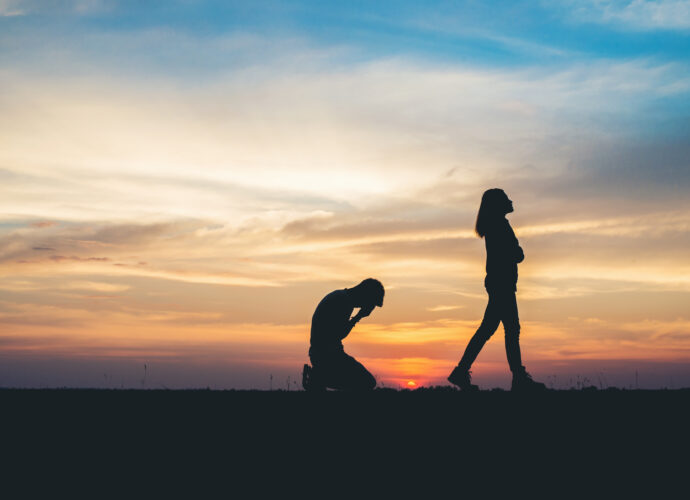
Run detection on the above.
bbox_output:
[362,371,376,391]
[315,357,376,391]
[348,363,376,391]
[347,361,376,391]
[349,374,375,391]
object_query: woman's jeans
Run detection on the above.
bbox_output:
[458,287,523,373]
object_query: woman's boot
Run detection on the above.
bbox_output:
[511,366,547,391]
[448,365,479,391]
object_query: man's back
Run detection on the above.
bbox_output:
[309,289,353,352]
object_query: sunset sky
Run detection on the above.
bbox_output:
[2,0,690,389]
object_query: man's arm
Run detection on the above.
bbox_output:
[341,317,359,339]
[340,306,375,339]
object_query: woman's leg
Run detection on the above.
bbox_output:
[499,292,546,390]
[498,290,523,373]
[456,293,502,370]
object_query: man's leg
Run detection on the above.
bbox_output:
[326,353,376,391]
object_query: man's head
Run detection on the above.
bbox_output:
[350,278,385,308]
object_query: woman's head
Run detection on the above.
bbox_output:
[475,188,513,237]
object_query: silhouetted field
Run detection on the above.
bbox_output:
[4,387,688,494]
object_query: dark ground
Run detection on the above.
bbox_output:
[3,387,688,495]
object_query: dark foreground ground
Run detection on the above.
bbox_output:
[3,387,689,494]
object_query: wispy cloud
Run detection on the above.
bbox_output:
[426,304,464,312]
[2,46,688,223]
[60,280,130,292]
[0,0,109,17]
[0,0,23,16]
[561,0,690,31]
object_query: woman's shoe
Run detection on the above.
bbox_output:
[448,366,479,391]
[511,367,547,391]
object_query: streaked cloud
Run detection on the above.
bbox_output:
[0,0,23,16]
[427,305,464,312]
[563,0,690,31]
[60,281,130,292]
[0,0,109,16]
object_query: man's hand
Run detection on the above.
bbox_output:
[356,304,375,320]
[342,304,376,339]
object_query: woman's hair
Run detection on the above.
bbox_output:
[475,188,507,238]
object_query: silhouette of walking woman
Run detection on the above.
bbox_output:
[448,189,546,391]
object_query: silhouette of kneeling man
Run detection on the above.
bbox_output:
[302,279,383,391]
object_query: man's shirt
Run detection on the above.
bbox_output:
[309,289,353,352]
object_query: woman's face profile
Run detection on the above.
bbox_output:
[496,191,513,214]
[504,194,514,214]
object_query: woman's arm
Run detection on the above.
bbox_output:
[515,244,524,263]
[504,219,524,263]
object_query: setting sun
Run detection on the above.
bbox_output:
[407,381,417,388]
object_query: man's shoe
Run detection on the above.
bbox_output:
[448,366,479,391]
[302,364,311,390]
[302,363,326,392]
[511,367,547,392]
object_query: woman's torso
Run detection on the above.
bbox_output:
[484,218,521,292]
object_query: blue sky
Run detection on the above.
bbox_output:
[3,1,690,64]
[3,1,690,129]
